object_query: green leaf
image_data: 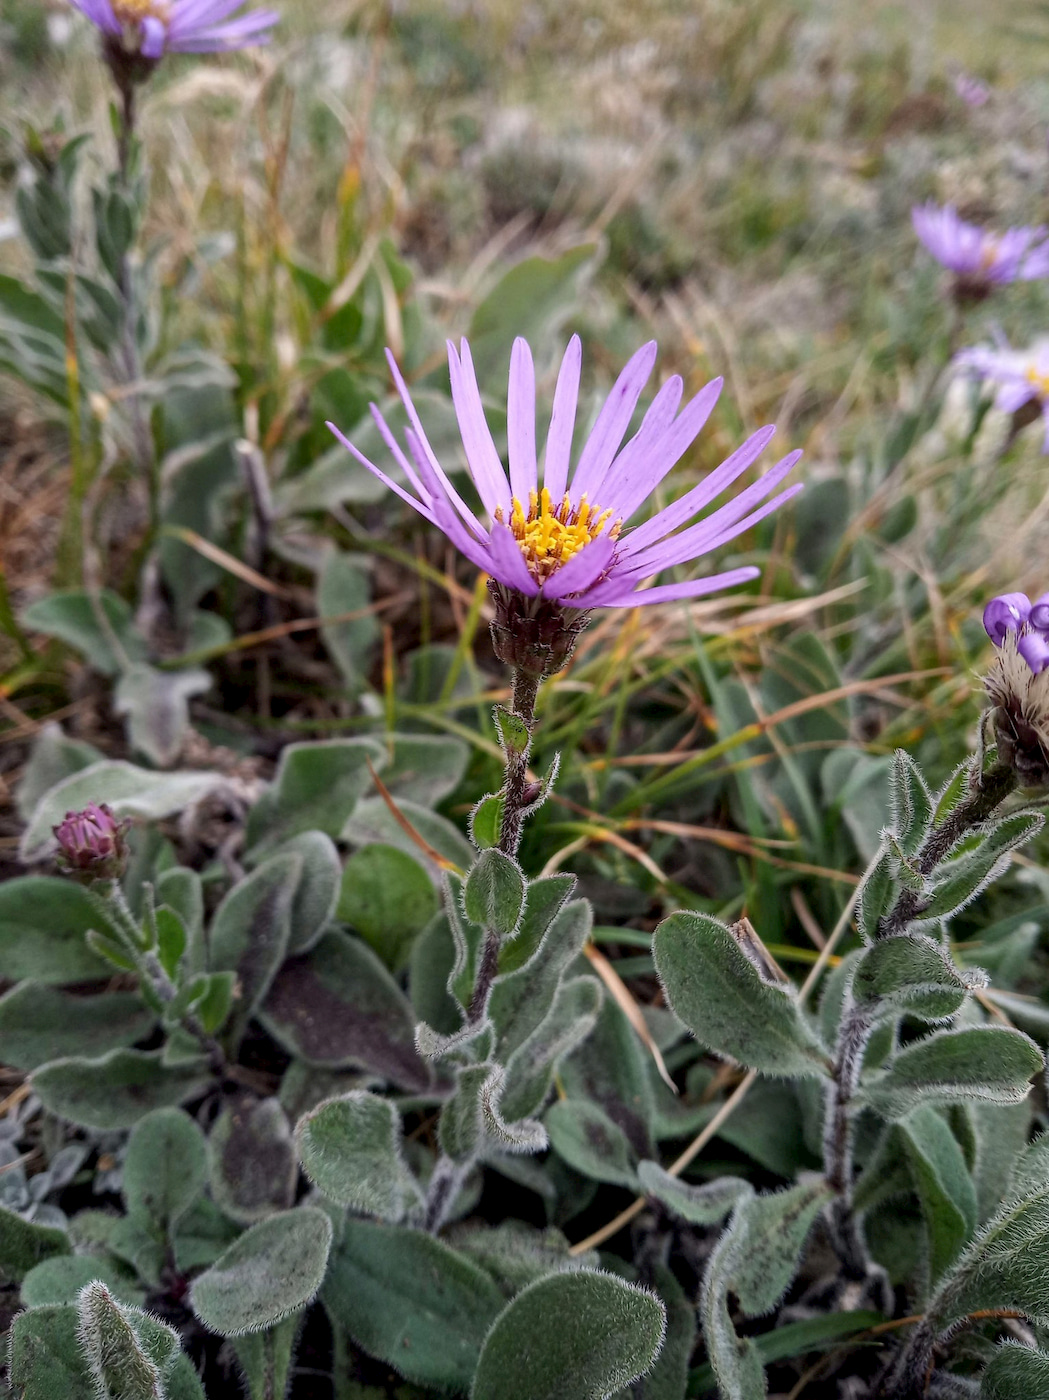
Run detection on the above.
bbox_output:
[654,911,829,1079]
[0,982,153,1070]
[16,723,103,824]
[0,1204,70,1283]
[470,794,504,850]
[379,733,470,807]
[494,707,530,759]
[686,1311,885,1396]
[856,846,896,943]
[487,897,592,1060]
[545,1098,639,1189]
[278,830,342,956]
[890,750,934,857]
[20,1254,144,1308]
[322,1216,504,1390]
[898,1106,978,1282]
[8,1304,94,1400]
[439,1062,493,1163]
[209,852,301,1044]
[155,906,187,982]
[260,929,428,1090]
[982,1343,1049,1398]
[32,1049,211,1131]
[337,843,438,970]
[195,972,237,1035]
[729,1180,834,1317]
[190,1207,333,1337]
[0,877,124,984]
[124,1108,207,1239]
[463,849,526,939]
[295,1090,422,1222]
[923,813,1044,923]
[637,1162,751,1226]
[498,974,602,1123]
[930,1183,1049,1328]
[208,1096,296,1225]
[318,551,378,694]
[447,1220,588,1298]
[343,795,474,870]
[859,1027,1044,1120]
[229,1316,301,1400]
[246,739,386,855]
[699,1220,766,1400]
[113,664,211,768]
[471,1269,666,1400]
[77,1281,180,1400]
[852,935,979,1022]
[20,762,222,864]
[21,589,147,677]
[155,867,205,970]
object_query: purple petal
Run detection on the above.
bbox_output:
[446,341,512,519]
[622,426,779,559]
[1029,593,1049,630]
[585,565,761,609]
[982,593,1032,645]
[1018,630,1049,674]
[168,10,277,47]
[603,377,724,524]
[326,421,434,523]
[387,350,488,537]
[71,0,121,32]
[367,404,431,503]
[995,378,1037,414]
[569,341,657,506]
[543,535,617,602]
[169,0,250,30]
[542,335,582,503]
[630,479,803,576]
[140,16,168,57]
[597,375,684,510]
[487,523,539,596]
[507,337,538,504]
[428,496,496,576]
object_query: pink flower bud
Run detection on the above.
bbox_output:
[52,803,129,881]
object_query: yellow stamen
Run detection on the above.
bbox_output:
[495,487,620,585]
[1026,365,1049,399]
[112,0,169,23]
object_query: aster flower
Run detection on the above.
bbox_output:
[912,203,1049,300]
[954,73,991,108]
[956,337,1049,450]
[328,337,801,671]
[983,591,1049,787]
[70,0,278,60]
[53,802,130,881]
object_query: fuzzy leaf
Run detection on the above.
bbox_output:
[494,707,530,759]
[322,1217,504,1390]
[229,1315,301,1400]
[278,830,342,956]
[470,794,504,851]
[208,1097,297,1224]
[32,1050,211,1131]
[209,852,301,1043]
[260,929,428,1090]
[8,1304,94,1400]
[19,762,222,863]
[0,982,153,1070]
[654,911,829,1078]
[16,723,102,823]
[448,1220,588,1298]
[379,733,470,807]
[852,935,980,1023]
[463,849,526,939]
[487,898,593,1061]
[0,1203,70,1283]
[730,1180,833,1317]
[318,550,377,694]
[440,1063,492,1164]
[21,589,147,676]
[342,796,474,870]
[124,1108,208,1239]
[471,1269,666,1400]
[295,1091,422,1222]
[190,1208,333,1337]
[155,867,205,972]
[545,1098,639,1189]
[891,750,934,857]
[923,813,1044,923]
[0,877,122,984]
[77,1280,179,1400]
[898,1106,978,1282]
[338,843,438,970]
[699,1219,766,1400]
[859,1027,1044,1120]
[245,738,386,855]
[20,1254,144,1308]
[856,846,896,943]
[155,906,187,981]
[499,974,602,1123]
[637,1162,751,1226]
[930,1183,1049,1328]
[113,663,211,768]
[981,1343,1049,1398]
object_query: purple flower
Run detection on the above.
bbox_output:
[956,338,1049,450]
[53,802,130,880]
[983,591,1049,675]
[912,204,1049,298]
[327,337,802,616]
[954,73,991,108]
[70,0,278,58]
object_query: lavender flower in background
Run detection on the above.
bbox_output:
[53,802,129,881]
[70,0,278,60]
[328,336,801,671]
[954,72,991,108]
[956,337,1049,449]
[984,590,1049,786]
[912,203,1049,301]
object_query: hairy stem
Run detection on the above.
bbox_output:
[497,667,541,859]
[422,1155,468,1235]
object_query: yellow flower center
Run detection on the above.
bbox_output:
[112,0,169,24]
[978,238,999,271]
[496,488,620,584]
[1026,365,1049,399]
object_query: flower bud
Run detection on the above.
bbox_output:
[488,582,590,680]
[52,803,130,882]
[983,591,1049,789]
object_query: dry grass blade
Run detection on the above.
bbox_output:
[583,942,677,1093]
[161,526,296,599]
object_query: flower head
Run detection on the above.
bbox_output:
[956,337,1049,451]
[912,203,1049,300]
[71,0,278,60]
[954,73,991,108]
[328,337,801,657]
[53,803,130,881]
[983,591,1049,787]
